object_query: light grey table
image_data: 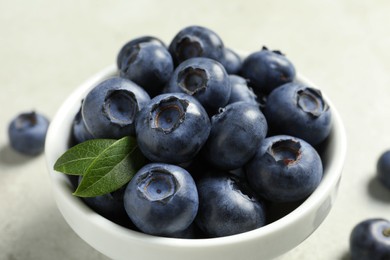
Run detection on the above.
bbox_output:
[1,1,390,259]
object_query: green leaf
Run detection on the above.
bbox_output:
[73,136,146,197]
[54,139,117,175]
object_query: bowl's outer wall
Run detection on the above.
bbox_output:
[45,65,346,260]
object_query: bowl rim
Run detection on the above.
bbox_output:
[45,64,347,251]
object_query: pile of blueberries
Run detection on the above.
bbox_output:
[71,25,333,239]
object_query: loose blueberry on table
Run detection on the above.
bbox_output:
[350,218,390,260]
[376,150,390,190]
[8,111,49,156]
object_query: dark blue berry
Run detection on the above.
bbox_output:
[240,46,296,95]
[168,25,224,66]
[72,105,94,144]
[226,75,258,106]
[166,57,231,115]
[376,150,390,190]
[82,77,150,139]
[195,172,266,237]
[264,82,332,146]
[135,93,210,164]
[117,36,166,69]
[123,163,199,237]
[350,218,390,260]
[203,101,267,170]
[219,48,242,75]
[119,42,174,97]
[8,111,49,156]
[78,176,129,222]
[245,135,323,203]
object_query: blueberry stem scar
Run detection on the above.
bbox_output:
[178,67,208,95]
[269,139,302,166]
[104,90,137,126]
[383,228,390,237]
[151,97,188,133]
[16,111,37,129]
[176,37,203,60]
[139,171,178,203]
[297,88,328,118]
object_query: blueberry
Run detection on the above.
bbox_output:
[119,42,174,97]
[219,48,242,75]
[123,163,199,237]
[116,36,166,69]
[245,135,323,203]
[78,176,130,225]
[8,111,49,156]
[166,57,231,115]
[72,104,94,144]
[195,172,266,237]
[82,77,150,139]
[240,46,296,95]
[203,101,268,170]
[135,93,210,164]
[376,150,390,190]
[226,75,258,106]
[350,218,390,260]
[168,25,224,66]
[264,82,332,146]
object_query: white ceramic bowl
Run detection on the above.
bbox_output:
[45,65,347,260]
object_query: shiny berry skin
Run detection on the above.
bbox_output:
[123,163,199,237]
[240,46,296,95]
[226,75,258,106]
[168,25,224,66]
[135,93,210,164]
[195,172,266,237]
[77,176,130,225]
[376,150,390,190]
[166,57,231,115]
[245,135,323,203]
[350,218,390,260]
[82,77,150,139]
[264,82,332,146]
[8,111,49,156]
[116,36,166,69]
[119,42,174,97]
[203,101,267,170]
[219,48,242,75]
[72,106,94,144]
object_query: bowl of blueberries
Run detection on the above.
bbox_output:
[45,25,347,260]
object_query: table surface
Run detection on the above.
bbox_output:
[1,1,390,259]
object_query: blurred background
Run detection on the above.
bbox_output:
[1,0,390,259]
